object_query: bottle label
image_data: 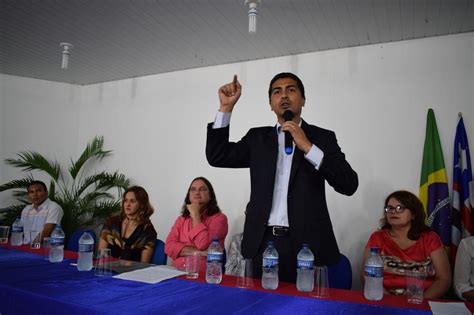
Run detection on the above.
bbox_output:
[297,259,314,269]
[207,253,223,263]
[365,266,383,278]
[12,226,23,233]
[263,257,278,268]
[51,237,65,246]
[78,244,94,252]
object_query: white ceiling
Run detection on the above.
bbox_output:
[1,0,473,85]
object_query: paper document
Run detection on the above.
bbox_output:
[113,265,186,284]
[429,301,471,315]
[109,260,153,274]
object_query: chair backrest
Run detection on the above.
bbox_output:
[151,239,167,265]
[66,229,97,252]
[327,253,352,290]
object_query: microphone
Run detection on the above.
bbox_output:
[283,110,294,155]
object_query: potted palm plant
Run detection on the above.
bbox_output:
[0,136,130,241]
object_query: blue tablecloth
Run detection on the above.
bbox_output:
[0,247,431,314]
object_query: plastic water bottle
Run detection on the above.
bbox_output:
[364,247,384,300]
[11,217,24,246]
[262,240,279,290]
[206,239,223,284]
[296,243,315,292]
[49,225,65,263]
[77,232,94,271]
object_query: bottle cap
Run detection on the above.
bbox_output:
[370,247,379,254]
[302,243,309,248]
[267,240,275,246]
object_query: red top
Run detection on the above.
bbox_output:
[164,211,228,271]
[366,229,443,294]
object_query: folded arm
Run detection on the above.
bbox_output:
[191,214,228,251]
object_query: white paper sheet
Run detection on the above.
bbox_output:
[113,265,186,284]
[428,301,471,315]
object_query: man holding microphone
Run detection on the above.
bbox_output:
[206,73,358,282]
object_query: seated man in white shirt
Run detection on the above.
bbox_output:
[21,180,64,244]
[454,236,474,301]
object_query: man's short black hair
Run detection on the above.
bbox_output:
[268,72,305,101]
[27,180,48,192]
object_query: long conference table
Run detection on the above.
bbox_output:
[0,245,471,314]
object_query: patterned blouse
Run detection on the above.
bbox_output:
[100,215,157,262]
[366,229,443,295]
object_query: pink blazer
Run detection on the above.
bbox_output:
[165,211,228,270]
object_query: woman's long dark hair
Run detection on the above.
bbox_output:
[120,186,154,224]
[380,190,431,240]
[181,177,221,218]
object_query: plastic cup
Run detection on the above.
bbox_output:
[406,269,425,304]
[30,231,41,249]
[0,226,10,244]
[311,265,329,298]
[94,248,112,276]
[42,237,51,259]
[236,258,255,288]
[185,252,200,279]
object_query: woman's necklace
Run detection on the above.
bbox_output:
[122,216,138,238]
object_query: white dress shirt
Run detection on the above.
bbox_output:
[213,111,324,227]
[454,236,474,300]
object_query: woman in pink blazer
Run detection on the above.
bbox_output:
[165,177,228,271]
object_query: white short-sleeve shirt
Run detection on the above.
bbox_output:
[454,236,474,300]
[20,198,64,243]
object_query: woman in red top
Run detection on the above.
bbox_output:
[165,177,228,271]
[361,190,451,298]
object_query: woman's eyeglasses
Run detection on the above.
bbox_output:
[384,205,407,213]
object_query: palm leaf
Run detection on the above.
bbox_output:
[49,181,56,199]
[81,200,121,228]
[77,191,114,211]
[74,173,110,198]
[0,176,35,192]
[0,204,28,226]
[0,204,28,214]
[96,172,130,191]
[1,136,130,239]
[74,172,128,200]
[72,200,121,232]
[69,136,112,179]
[5,152,60,181]
[12,191,28,202]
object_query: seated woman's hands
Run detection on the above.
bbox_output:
[187,202,202,226]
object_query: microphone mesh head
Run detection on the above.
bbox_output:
[283,110,294,121]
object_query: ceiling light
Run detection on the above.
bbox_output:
[59,43,73,70]
[245,0,261,33]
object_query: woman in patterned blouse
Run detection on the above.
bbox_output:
[98,186,157,262]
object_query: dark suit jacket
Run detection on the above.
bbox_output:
[206,119,358,265]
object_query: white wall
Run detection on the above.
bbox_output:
[1,33,473,288]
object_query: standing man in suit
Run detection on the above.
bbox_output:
[206,73,358,282]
